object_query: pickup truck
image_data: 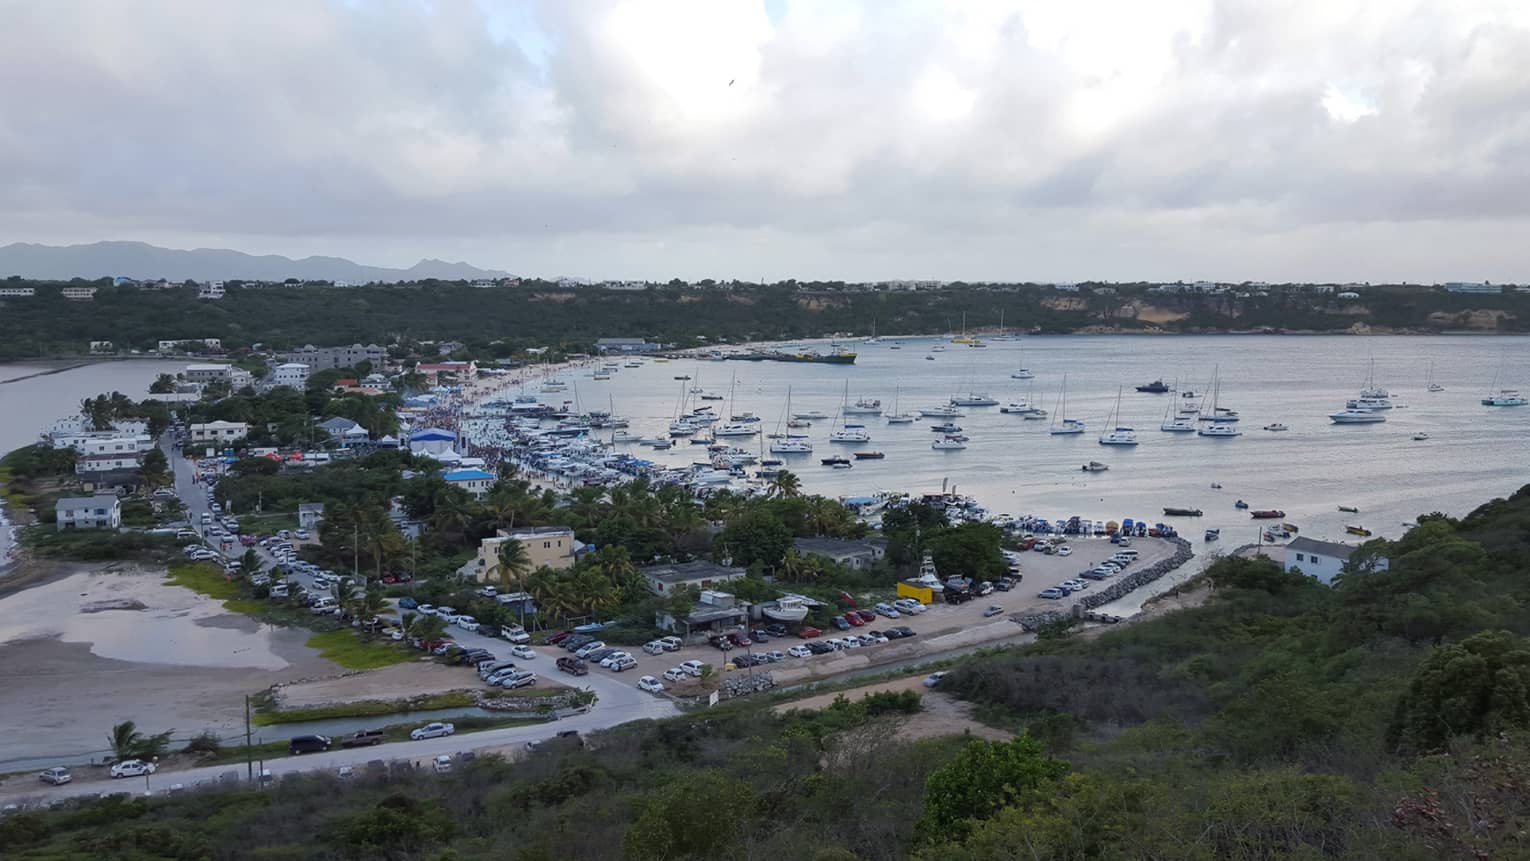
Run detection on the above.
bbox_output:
[556,656,588,676]
[340,729,385,748]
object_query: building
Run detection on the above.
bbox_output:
[75,453,142,473]
[1444,282,1503,294]
[317,417,369,444]
[415,361,477,382]
[61,286,97,300]
[656,589,750,638]
[442,467,495,499]
[408,427,457,456]
[197,281,226,300]
[297,503,325,530]
[49,432,153,456]
[49,416,148,436]
[1336,291,1361,300]
[793,537,887,571]
[89,341,114,353]
[1283,536,1389,585]
[157,338,222,354]
[184,363,251,389]
[468,526,577,582]
[273,344,387,371]
[272,362,309,389]
[0,286,35,297]
[641,559,746,597]
[595,338,661,354]
[189,420,250,443]
[54,494,121,530]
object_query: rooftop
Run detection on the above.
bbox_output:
[500,525,575,539]
[443,468,495,481]
[1287,536,1361,559]
[55,494,120,509]
[794,536,882,557]
[641,559,746,585]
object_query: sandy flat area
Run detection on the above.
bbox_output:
[774,675,1010,742]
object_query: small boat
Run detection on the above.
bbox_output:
[1234,499,1249,509]
[1081,461,1109,472]
[1330,409,1387,424]
[950,393,999,407]
[1412,432,1430,441]
[651,440,672,450]
[1250,509,1286,519]
[925,356,936,361]
[698,392,724,401]
[820,455,851,467]
[853,450,885,460]
[593,374,610,381]
[1011,369,1035,379]
[1338,505,1359,513]
[761,596,810,623]
[929,422,962,433]
[1345,525,1373,537]
[1263,423,1289,432]
[844,398,883,415]
[787,419,811,429]
[612,431,641,443]
[674,375,691,380]
[1163,507,1203,517]
[1135,380,1171,393]
[931,437,967,450]
[831,461,853,469]
[793,411,830,420]
[1210,482,1223,489]
[1204,528,1221,542]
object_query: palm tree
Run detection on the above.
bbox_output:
[331,578,358,617]
[408,613,449,648]
[108,721,145,760]
[354,588,392,629]
[777,549,818,584]
[565,486,607,530]
[769,470,803,499]
[496,538,533,590]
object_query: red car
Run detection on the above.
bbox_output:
[729,633,752,647]
[797,626,822,639]
[835,591,857,609]
[545,630,570,645]
[844,613,864,627]
[856,610,878,624]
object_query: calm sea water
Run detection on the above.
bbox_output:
[560,335,1530,556]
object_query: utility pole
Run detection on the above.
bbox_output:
[244,695,253,781]
[353,522,360,581]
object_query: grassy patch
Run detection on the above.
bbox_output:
[305,629,414,670]
[237,512,299,535]
[164,561,240,601]
[254,691,478,726]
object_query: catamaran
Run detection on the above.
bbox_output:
[1197,373,1242,437]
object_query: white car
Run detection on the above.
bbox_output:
[574,641,607,659]
[416,604,437,616]
[410,722,455,740]
[658,636,684,651]
[432,754,453,773]
[38,767,72,785]
[599,651,633,668]
[662,667,688,682]
[608,655,637,672]
[841,637,863,649]
[679,660,705,677]
[864,632,889,644]
[510,645,536,660]
[1056,546,1072,557]
[642,640,666,656]
[500,671,537,688]
[787,645,813,658]
[638,675,665,694]
[456,616,480,633]
[110,759,158,778]
[924,671,949,688]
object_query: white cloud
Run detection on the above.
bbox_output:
[0,0,1527,282]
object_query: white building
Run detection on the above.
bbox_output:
[0,286,36,297]
[89,340,114,353]
[48,416,148,436]
[61,286,97,300]
[272,362,309,389]
[1284,536,1388,585]
[54,495,121,530]
[189,420,250,443]
[49,432,154,456]
[75,454,142,473]
[157,338,223,354]
[442,467,495,499]
[197,281,226,299]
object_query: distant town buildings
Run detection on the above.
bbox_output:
[189,420,250,443]
[595,338,660,354]
[60,286,96,300]
[273,344,386,370]
[0,286,35,297]
[197,281,226,299]
[1443,282,1503,294]
[272,363,310,389]
[157,339,222,354]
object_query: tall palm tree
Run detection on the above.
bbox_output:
[108,721,145,760]
[331,578,358,616]
[354,588,392,627]
[769,470,803,499]
[408,613,449,648]
[496,538,533,590]
[777,549,818,584]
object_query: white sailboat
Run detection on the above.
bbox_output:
[1049,374,1084,435]
[1196,374,1242,438]
[1426,361,1444,393]
[770,386,814,453]
[1098,387,1139,446]
[886,386,915,423]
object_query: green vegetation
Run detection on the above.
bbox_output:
[252,691,478,726]
[6,280,1530,360]
[107,720,174,762]
[163,561,240,601]
[304,629,413,670]
[22,528,186,563]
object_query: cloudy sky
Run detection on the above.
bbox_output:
[2,0,1528,282]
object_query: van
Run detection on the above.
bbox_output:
[1116,549,1139,560]
[288,734,331,755]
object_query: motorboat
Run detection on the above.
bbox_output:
[1338,505,1359,513]
[1234,499,1249,509]
[1412,432,1430,441]
[1263,423,1289,432]
[1210,482,1222,489]
[612,431,641,443]
[770,438,813,454]
[1011,369,1035,379]
[698,391,724,401]
[1081,461,1109,472]
[673,375,690,380]
[1197,421,1242,438]
[1020,406,1048,419]
[908,553,945,592]
[844,399,883,415]
[1163,507,1203,516]
[1135,380,1171,393]
[829,425,872,443]
[1345,525,1373,537]
[651,440,672,450]
[929,422,962,434]
[950,393,999,407]
[638,436,666,446]
[820,455,851,467]
[853,450,885,460]
[761,596,810,623]
[793,410,829,420]
[668,420,697,437]
[1250,509,1285,519]
[931,437,967,450]
[1204,528,1221,542]
[919,406,962,418]
[787,419,812,429]
[1428,383,1445,393]
[1346,397,1394,410]
[1330,409,1387,424]
[1000,401,1032,414]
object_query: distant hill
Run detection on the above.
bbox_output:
[0,241,511,283]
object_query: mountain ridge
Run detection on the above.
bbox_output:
[0,240,511,283]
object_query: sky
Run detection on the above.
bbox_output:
[2,0,1528,283]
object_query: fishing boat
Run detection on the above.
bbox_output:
[1234,499,1249,509]
[761,596,810,623]
[931,437,967,450]
[1412,432,1430,441]
[1345,525,1373,537]
[1049,375,1084,435]
[1330,409,1386,424]
[1204,528,1221,541]
[1135,380,1171,393]
[1338,505,1359,513]
[1081,461,1109,472]
[853,450,885,460]
[1263,423,1289,432]
[1098,387,1139,446]
[820,455,851,467]
[1250,509,1286,519]
[1163,507,1203,517]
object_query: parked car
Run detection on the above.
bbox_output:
[763,624,787,637]
[416,604,437,616]
[1056,546,1072,556]
[501,671,537,688]
[599,651,632,668]
[545,630,571,645]
[983,605,1005,617]
[663,667,687,682]
[658,635,683,651]
[763,650,786,662]
[856,610,879,624]
[574,641,607,658]
[1038,587,1065,599]
[806,641,834,654]
[585,648,617,664]
[556,656,588,676]
[924,671,948,687]
[410,722,455,740]
[642,640,666,656]
[287,734,332,755]
[399,597,418,610]
[340,730,384,748]
[638,675,665,694]
[843,612,864,627]
[510,645,536,660]
[864,631,889,644]
[38,767,71,785]
[883,627,908,640]
[787,645,812,658]
[892,626,916,638]
[679,660,705,677]
[110,759,158,778]
[432,754,453,774]
[750,629,772,642]
[608,656,637,672]
[796,626,822,639]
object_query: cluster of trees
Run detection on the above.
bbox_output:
[78,391,173,437]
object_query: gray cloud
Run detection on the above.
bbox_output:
[0,0,1527,281]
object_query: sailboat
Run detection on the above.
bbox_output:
[1196,373,1242,438]
[1019,382,1048,419]
[1159,379,1197,432]
[770,387,814,454]
[951,312,977,345]
[1098,387,1139,446]
[1426,361,1444,393]
[1481,356,1527,405]
[668,379,696,437]
[1010,341,1034,379]
[886,386,915,423]
[828,382,871,443]
[1049,374,1085,435]
[712,374,759,437]
[1360,357,1390,399]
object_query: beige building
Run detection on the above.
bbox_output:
[467,526,576,582]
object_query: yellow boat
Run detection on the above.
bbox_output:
[1345,525,1373,537]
